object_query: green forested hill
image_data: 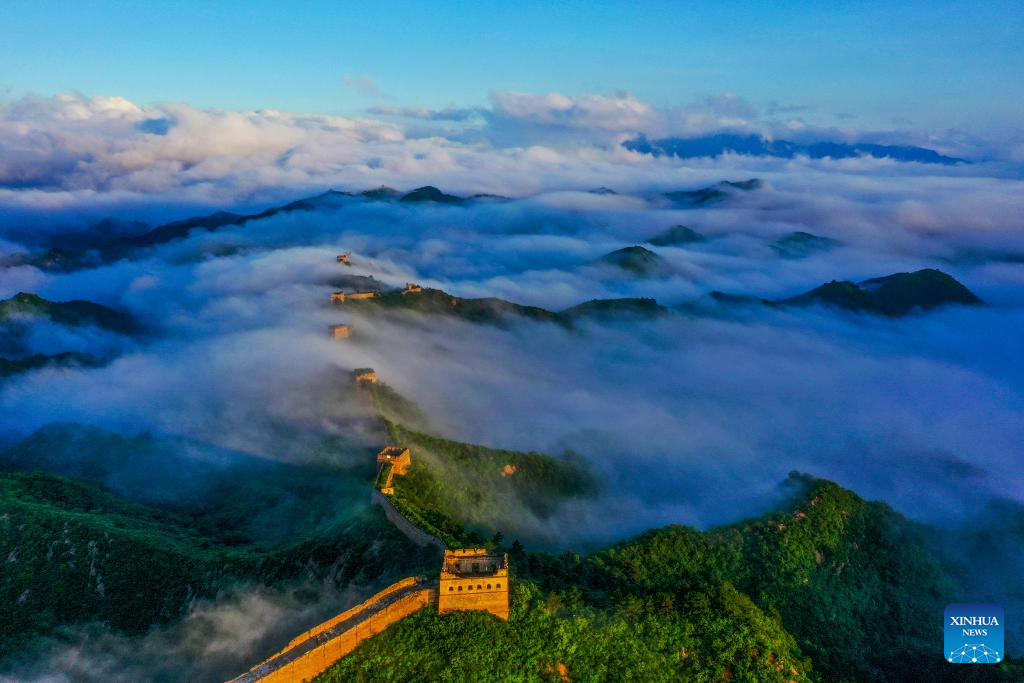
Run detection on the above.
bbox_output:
[0,292,137,334]
[318,580,813,683]
[0,351,103,378]
[368,381,598,548]
[4,383,1018,681]
[0,469,428,658]
[320,473,1023,682]
[783,268,982,316]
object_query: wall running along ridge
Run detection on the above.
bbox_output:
[371,488,446,551]
[227,260,512,681]
[227,577,438,683]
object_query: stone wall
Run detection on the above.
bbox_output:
[438,577,509,620]
[371,489,445,551]
[228,578,437,683]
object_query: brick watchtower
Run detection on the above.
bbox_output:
[437,549,509,620]
[353,368,378,386]
[375,446,411,494]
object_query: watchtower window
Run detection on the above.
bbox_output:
[458,586,462,591]
[496,583,501,588]
[487,584,492,589]
[448,587,453,591]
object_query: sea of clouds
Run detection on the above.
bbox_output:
[1,89,1023,679]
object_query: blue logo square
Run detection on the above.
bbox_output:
[945,603,1004,664]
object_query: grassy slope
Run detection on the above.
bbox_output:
[368,382,597,548]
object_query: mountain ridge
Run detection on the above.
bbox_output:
[625,133,967,164]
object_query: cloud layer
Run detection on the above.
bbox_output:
[1,91,1019,218]
[2,88,1023,679]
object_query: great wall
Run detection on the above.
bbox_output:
[227,255,508,682]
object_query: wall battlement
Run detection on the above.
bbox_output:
[227,274,514,681]
[330,291,378,303]
[353,368,378,385]
[328,323,351,339]
[227,577,437,683]
[375,446,411,494]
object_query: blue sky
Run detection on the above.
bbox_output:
[2,0,1021,134]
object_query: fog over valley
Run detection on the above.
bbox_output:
[2,80,1023,681]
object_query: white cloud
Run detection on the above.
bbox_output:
[0,90,1020,216]
[490,91,654,131]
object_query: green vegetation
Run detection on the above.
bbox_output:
[663,179,762,206]
[375,402,597,548]
[561,297,668,320]
[4,334,1011,680]
[399,186,465,204]
[368,380,433,431]
[345,285,675,328]
[0,292,137,334]
[702,268,982,319]
[323,473,1024,682]
[361,185,401,200]
[0,424,374,541]
[770,231,839,259]
[784,268,982,316]
[317,580,813,683]
[0,373,595,657]
[646,224,706,246]
[0,248,101,273]
[0,435,433,657]
[596,245,668,276]
[0,351,103,378]
[375,460,394,489]
[344,287,559,326]
[364,380,597,548]
[0,471,237,655]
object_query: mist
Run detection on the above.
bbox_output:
[2,130,1023,677]
[3,157,1023,533]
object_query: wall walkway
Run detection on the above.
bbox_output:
[228,577,437,683]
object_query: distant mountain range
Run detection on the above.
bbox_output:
[0,351,102,378]
[341,267,981,329]
[0,292,137,376]
[0,292,137,334]
[663,178,762,206]
[4,180,765,273]
[624,133,967,165]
